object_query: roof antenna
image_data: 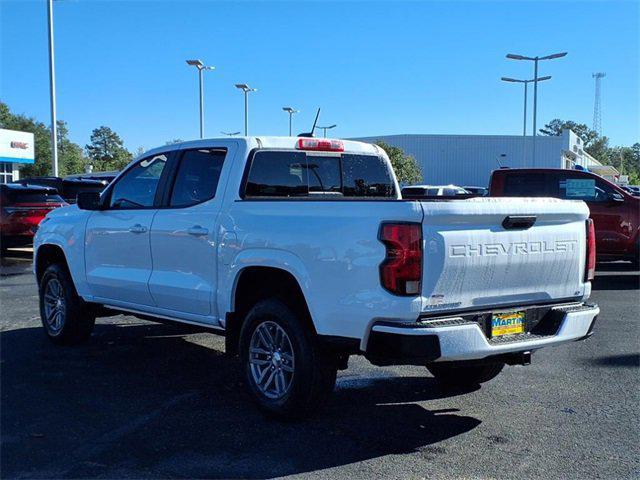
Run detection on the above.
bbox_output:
[298,108,320,137]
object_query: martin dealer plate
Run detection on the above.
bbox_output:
[491,311,525,337]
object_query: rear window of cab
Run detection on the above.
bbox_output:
[243,150,396,199]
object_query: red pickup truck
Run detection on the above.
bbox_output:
[490,168,639,266]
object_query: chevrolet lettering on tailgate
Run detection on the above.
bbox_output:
[449,239,578,258]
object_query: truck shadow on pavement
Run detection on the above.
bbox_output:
[591,263,639,291]
[1,322,481,479]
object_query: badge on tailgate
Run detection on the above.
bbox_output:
[491,311,525,337]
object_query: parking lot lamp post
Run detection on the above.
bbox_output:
[282,107,298,136]
[501,76,551,164]
[318,124,337,138]
[235,84,257,136]
[506,52,567,166]
[186,60,215,139]
[47,0,58,177]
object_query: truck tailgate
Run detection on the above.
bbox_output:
[419,197,589,314]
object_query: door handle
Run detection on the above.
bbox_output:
[187,225,209,236]
[129,224,147,234]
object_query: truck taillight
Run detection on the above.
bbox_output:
[296,138,344,152]
[585,218,596,281]
[379,223,422,296]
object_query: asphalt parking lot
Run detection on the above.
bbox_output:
[1,251,638,480]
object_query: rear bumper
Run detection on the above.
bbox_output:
[365,303,599,365]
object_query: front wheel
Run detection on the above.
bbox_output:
[39,264,95,345]
[239,299,337,419]
[426,361,504,388]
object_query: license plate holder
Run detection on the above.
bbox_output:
[491,311,525,337]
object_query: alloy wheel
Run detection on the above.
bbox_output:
[43,278,65,335]
[249,321,295,399]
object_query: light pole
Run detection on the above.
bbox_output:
[221,131,241,136]
[506,52,567,166]
[501,76,551,164]
[235,84,257,136]
[282,107,298,136]
[47,0,58,177]
[186,59,215,139]
[317,124,337,138]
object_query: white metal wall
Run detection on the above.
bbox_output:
[353,133,571,187]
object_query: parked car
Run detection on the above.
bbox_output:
[401,184,471,198]
[620,185,640,197]
[463,185,489,196]
[64,171,118,184]
[1,184,67,251]
[13,176,108,204]
[34,137,599,418]
[489,168,639,266]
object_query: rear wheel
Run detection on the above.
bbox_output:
[39,264,95,345]
[427,361,504,388]
[239,299,337,419]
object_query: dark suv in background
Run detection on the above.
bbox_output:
[13,177,108,204]
[490,168,639,266]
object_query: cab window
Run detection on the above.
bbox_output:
[109,154,167,209]
[502,173,549,196]
[170,148,226,207]
[243,151,395,198]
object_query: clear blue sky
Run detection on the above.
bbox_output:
[1,0,638,152]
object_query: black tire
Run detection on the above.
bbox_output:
[239,298,337,419]
[39,264,95,345]
[426,361,504,388]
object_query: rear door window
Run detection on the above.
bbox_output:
[244,151,395,198]
[170,148,226,207]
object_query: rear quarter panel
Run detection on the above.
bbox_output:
[220,199,424,340]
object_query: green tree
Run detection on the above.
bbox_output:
[539,119,599,147]
[375,140,423,185]
[85,126,132,171]
[56,120,86,175]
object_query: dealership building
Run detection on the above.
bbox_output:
[353,129,617,187]
[0,128,34,183]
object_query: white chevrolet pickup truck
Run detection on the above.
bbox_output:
[34,137,599,418]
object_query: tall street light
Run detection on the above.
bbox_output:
[47,0,58,177]
[235,84,257,136]
[186,59,215,139]
[317,124,337,138]
[282,107,299,136]
[501,76,551,164]
[506,52,567,166]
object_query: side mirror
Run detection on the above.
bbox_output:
[609,192,625,203]
[77,191,102,210]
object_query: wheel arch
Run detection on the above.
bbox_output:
[35,243,70,285]
[224,264,316,356]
